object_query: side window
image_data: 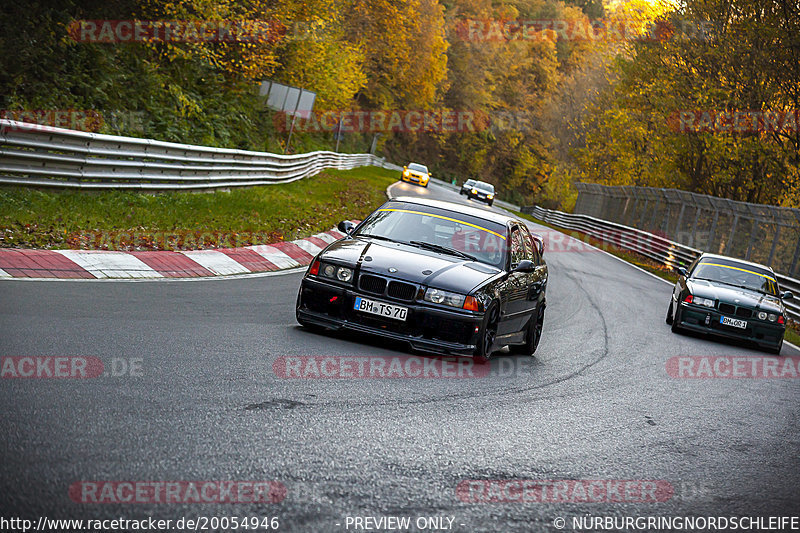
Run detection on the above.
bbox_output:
[520,226,539,264]
[510,228,526,267]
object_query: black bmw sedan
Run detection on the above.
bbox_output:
[667,253,793,354]
[296,197,547,362]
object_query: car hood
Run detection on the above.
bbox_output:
[320,237,502,293]
[688,279,783,313]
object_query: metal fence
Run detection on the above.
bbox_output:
[0,119,397,190]
[573,183,800,279]
[523,205,800,321]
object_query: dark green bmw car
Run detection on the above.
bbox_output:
[666,254,793,354]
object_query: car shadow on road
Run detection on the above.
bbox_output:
[669,324,781,355]
[292,325,541,374]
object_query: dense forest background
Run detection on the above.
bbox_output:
[1,0,798,209]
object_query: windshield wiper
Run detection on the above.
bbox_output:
[357,233,396,243]
[408,241,478,262]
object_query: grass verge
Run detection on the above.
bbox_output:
[514,209,800,345]
[0,166,397,250]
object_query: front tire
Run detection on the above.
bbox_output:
[487,200,493,207]
[766,338,784,355]
[473,302,499,364]
[670,304,682,333]
[511,306,544,356]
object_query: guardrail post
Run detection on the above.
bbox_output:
[744,218,759,261]
[690,208,701,248]
[649,196,661,231]
[638,199,649,227]
[707,211,719,252]
[725,214,739,255]
[790,235,800,278]
[674,203,686,243]
[767,225,781,267]
[626,197,639,226]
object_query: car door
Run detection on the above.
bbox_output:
[520,225,547,325]
[497,225,530,336]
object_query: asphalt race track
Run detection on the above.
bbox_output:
[2,180,799,532]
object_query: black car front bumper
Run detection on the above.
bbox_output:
[676,302,785,350]
[296,277,484,356]
[468,192,491,203]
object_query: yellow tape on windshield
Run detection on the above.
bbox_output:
[702,263,776,282]
[377,208,507,240]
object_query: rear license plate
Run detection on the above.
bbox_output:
[354,296,408,321]
[721,316,747,329]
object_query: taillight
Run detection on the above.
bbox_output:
[308,259,320,276]
[684,295,693,303]
[463,296,480,311]
[778,316,785,325]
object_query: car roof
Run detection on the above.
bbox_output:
[697,253,776,274]
[389,196,517,226]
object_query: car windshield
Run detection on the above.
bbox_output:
[408,163,428,173]
[474,181,494,193]
[463,180,475,187]
[355,202,507,268]
[692,260,779,296]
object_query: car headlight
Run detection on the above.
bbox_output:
[336,267,353,282]
[758,311,768,320]
[768,313,778,322]
[471,188,478,194]
[403,170,410,176]
[424,288,466,308]
[320,262,353,283]
[487,194,494,199]
[689,296,715,307]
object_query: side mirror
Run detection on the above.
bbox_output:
[677,267,688,277]
[783,291,793,300]
[532,235,544,257]
[337,220,355,235]
[512,259,535,273]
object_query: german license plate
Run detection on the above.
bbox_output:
[721,316,747,329]
[354,296,408,321]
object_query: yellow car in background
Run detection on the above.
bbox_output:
[401,162,430,187]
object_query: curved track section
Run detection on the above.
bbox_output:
[2,179,799,530]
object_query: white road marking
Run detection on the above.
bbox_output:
[0,268,11,277]
[294,239,324,257]
[314,232,339,244]
[248,245,300,270]
[180,250,250,276]
[54,250,162,278]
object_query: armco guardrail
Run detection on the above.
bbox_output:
[523,205,800,321]
[0,119,397,190]
[574,182,800,278]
